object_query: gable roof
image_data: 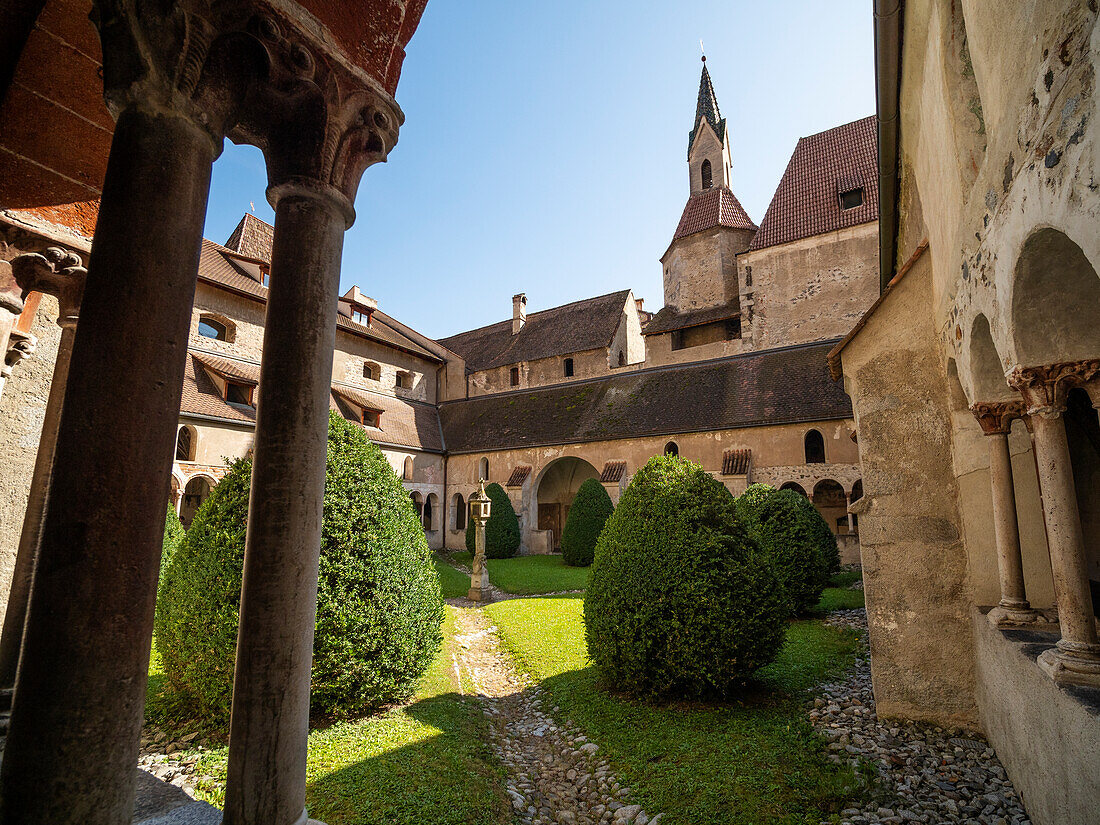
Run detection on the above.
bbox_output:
[180,353,257,424]
[670,185,757,245]
[748,116,878,251]
[438,290,631,372]
[330,384,444,452]
[224,213,274,261]
[195,237,441,362]
[439,340,850,454]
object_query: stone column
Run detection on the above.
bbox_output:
[0,249,85,695]
[221,28,402,823]
[970,401,1043,626]
[845,494,854,534]
[1009,361,1100,686]
[0,3,247,820]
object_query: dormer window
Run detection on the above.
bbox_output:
[225,381,253,407]
[260,265,270,287]
[840,187,864,210]
[701,159,712,189]
[361,407,381,428]
[198,316,230,341]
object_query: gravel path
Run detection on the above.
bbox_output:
[453,607,661,825]
[812,609,1031,825]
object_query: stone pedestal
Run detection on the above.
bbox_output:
[468,525,490,602]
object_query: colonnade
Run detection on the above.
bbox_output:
[971,359,1100,687]
[0,2,403,823]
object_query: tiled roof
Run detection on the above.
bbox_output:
[748,116,878,251]
[330,384,443,452]
[192,351,260,384]
[643,302,740,337]
[438,290,631,372]
[180,353,256,424]
[224,213,274,261]
[439,341,851,454]
[196,237,440,362]
[600,460,627,483]
[671,186,757,243]
[722,448,751,475]
[506,465,532,487]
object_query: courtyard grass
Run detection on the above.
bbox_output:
[449,551,591,594]
[811,570,866,614]
[149,607,511,825]
[433,553,472,599]
[485,595,864,825]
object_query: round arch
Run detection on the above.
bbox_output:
[180,474,216,528]
[451,492,467,531]
[533,456,600,550]
[175,424,196,462]
[812,479,847,536]
[1010,227,1100,365]
[424,493,439,532]
[478,457,490,481]
[403,455,414,481]
[779,481,807,497]
[664,441,679,457]
[804,429,825,464]
[968,314,1013,401]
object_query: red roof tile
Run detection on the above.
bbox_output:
[180,353,256,424]
[506,465,532,488]
[671,186,757,243]
[748,116,878,251]
[330,384,443,452]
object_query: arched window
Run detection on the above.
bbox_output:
[617,351,626,367]
[396,371,413,390]
[453,493,466,530]
[478,457,489,480]
[410,491,423,520]
[701,159,712,189]
[175,426,193,461]
[364,361,380,381]
[423,494,437,531]
[403,456,413,481]
[804,429,826,464]
[664,441,679,457]
[510,366,520,387]
[197,315,230,341]
[564,357,574,377]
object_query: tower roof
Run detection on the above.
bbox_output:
[688,57,727,157]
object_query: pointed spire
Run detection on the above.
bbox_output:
[696,55,721,133]
[688,54,726,157]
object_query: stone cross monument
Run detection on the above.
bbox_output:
[468,480,491,602]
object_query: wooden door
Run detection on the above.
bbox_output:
[538,503,561,549]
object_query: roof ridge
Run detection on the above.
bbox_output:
[438,289,631,342]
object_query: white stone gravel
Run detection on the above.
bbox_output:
[811,608,1032,825]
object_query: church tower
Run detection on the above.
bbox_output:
[660,56,757,313]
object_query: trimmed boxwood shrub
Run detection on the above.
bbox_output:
[584,455,788,698]
[464,482,520,559]
[155,412,443,722]
[735,484,829,614]
[561,478,614,567]
[161,505,185,578]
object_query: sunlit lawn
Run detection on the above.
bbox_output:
[449,551,591,594]
[148,607,511,825]
[485,595,865,825]
[433,554,472,600]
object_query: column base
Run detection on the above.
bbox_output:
[987,603,1055,628]
[1038,644,1100,687]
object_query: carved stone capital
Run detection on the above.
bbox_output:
[1006,359,1100,418]
[970,400,1028,435]
[3,330,37,379]
[11,248,87,330]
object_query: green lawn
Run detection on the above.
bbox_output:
[448,551,590,594]
[433,554,472,600]
[810,571,866,614]
[150,607,510,825]
[485,596,864,825]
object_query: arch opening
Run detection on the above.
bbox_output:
[180,476,213,528]
[478,457,490,481]
[969,315,1013,401]
[780,481,807,497]
[804,429,826,464]
[813,479,847,535]
[1011,229,1100,365]
[403,456,413,481]
[535,456,599,550]
[1065,387,1100,617]
[452,493,466,531]
[664,441,679,457]
[175,426,194,461]
[701,158,712,189]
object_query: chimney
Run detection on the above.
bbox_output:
[512,293,527,334]
[635,298,645,312]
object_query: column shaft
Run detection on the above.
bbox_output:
[1030,414,1100,654]
[0,324,75,690]
[0,108,215,825]
[987,432,1032,611]
[222,186,346,825]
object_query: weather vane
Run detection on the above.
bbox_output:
[700,39,705,62]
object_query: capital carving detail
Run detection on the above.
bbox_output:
[970,400,1027,435]
[11,248,87,330]
[3,331,37,379]
[1007,359,1100,418]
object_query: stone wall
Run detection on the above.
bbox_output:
[661,226,753,311]
[738,222,879,352]
[466,346,612,398]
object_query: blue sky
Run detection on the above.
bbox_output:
[202,1,875,339]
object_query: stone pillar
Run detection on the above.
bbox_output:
[0,2,244,819]
[970,401,1043,627]
[845,495,854,534]
[1009,361,1100,687]
[0,249,85,695]
[221,26,402,822]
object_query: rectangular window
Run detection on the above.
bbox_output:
[396,371,413,389]
[362,408,381,428]
[225,382,252,406]
[840,188,864,210]
[510,366,520,386]
[564,358,574,377]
